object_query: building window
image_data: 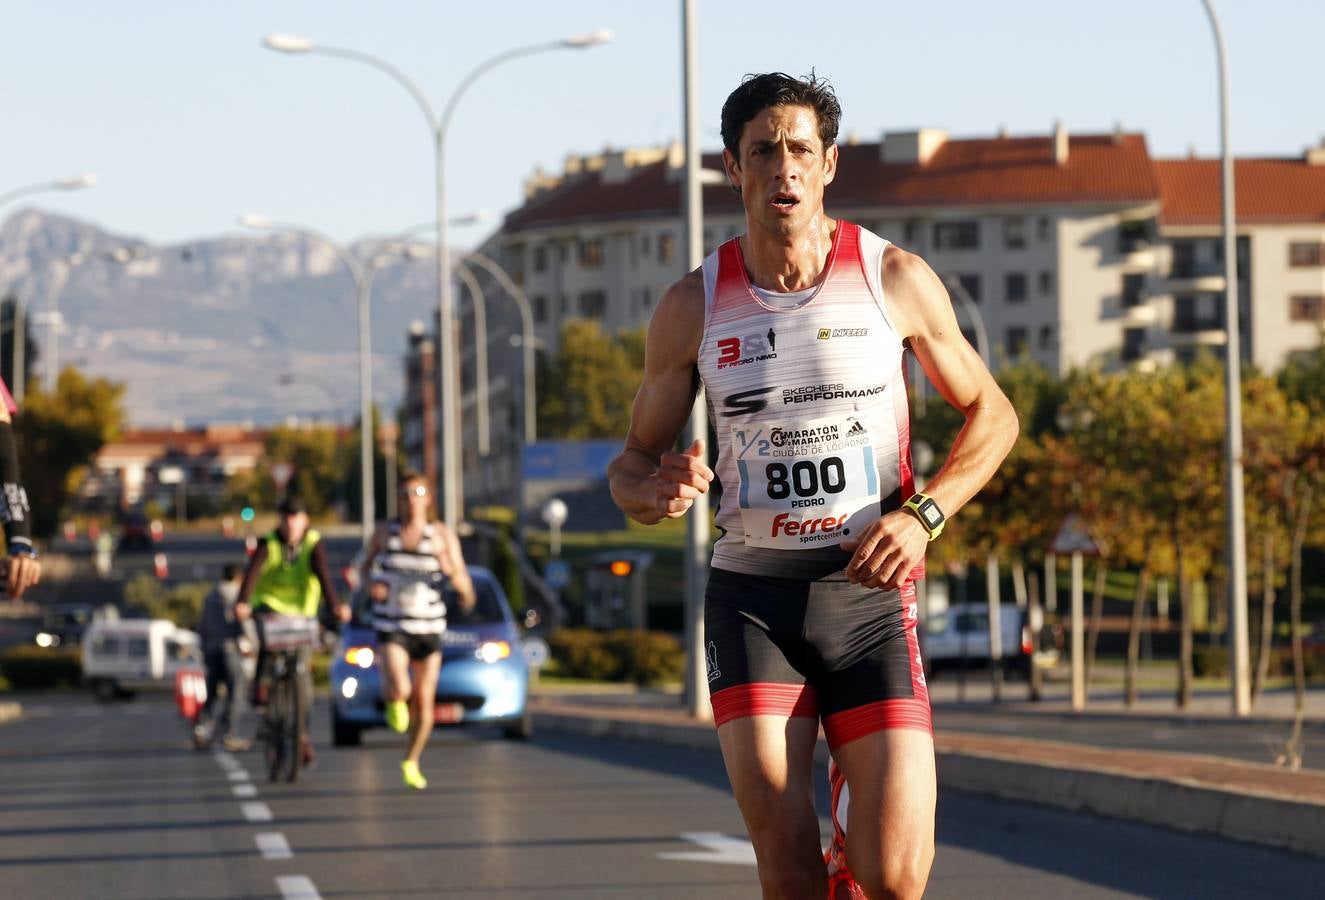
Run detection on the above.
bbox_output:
[1038,270,1053,297]
[560,294,571,315]
[1005,273,1028,303]
[640,287,653,309]
[558,243,570,264]
[640,233,652,257]
[1122,273,1146,307]
[1172,240,1196,277]
[952,273,981,303]
[658,232,675,264]
[1289,295,1325,322]
[1121,327,1147,362]
[1289,241,1325,267]
[532,295,548,324]
[533,245,548,273]
[1174,294,1222,333]
[1003,217,1026,249]
[578,239,604,268]
[1005,327,1029,358]
[1119,220,1151,253]
[903,220,919,246]
[1038,325,1054,349]
[578,290,607,318]
[1037,217,1051,241]
[932,221,980,250]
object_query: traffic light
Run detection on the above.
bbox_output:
[240,506,255,522]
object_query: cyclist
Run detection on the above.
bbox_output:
[235,493,350,768]
[359,472,475,790]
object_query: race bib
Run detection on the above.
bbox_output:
[730,414,881,549]
[396,579,443,618]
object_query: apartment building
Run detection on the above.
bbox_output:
[405,127,1325,513]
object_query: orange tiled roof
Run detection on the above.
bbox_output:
[1155,157,1325,226]
[503,133,1161,232]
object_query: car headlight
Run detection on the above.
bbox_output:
[475,641,511,664]
[35,632,56,648]
[341,676,358,699]
[343,646,375,669]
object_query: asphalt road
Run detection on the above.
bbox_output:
[3,693,1324,899]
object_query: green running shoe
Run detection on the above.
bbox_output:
[401,759,427,790]
[385,700,410,734]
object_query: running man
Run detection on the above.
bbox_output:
[235,494,351,768]
[359,472,475,790]
[0,377,40,598]
[608,72,1018,899]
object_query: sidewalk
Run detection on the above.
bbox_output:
[529,684,1325,859]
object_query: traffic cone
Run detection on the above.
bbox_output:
[154,552,169,580]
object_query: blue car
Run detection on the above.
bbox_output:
[330,566,531,746]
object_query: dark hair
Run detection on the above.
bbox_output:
[222,563,241,581]
[277,493,307,515]
[720,72,841,157]
[399,470,425,488]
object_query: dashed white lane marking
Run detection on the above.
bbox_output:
[227,770,251,782]
[276,875,323,900]
[255,832,293,860]
[232,783,259,799]
[241,801,274,822]
[658,832,757,866]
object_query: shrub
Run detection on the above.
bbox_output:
[0,646,82,689]
[1193,646,1228,678]
[603,629,684,685]
[123,574,211,628]
[548,628,684,685]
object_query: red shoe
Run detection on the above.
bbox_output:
[827,866,867,900]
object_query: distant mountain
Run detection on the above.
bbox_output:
[0,210,445,425]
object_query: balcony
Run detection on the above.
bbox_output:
[1162,274,1227,294]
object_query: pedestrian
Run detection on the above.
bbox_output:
[0,377,40,599]
[359,472,476,790]
[195,563,255,751]
[607,72,1018,899]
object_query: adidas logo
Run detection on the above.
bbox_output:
[846,420,867,436]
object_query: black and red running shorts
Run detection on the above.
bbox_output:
[704,567,931,749]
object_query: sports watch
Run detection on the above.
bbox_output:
[902,492,945,541]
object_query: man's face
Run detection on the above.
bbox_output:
[723,104,838,237]
[281,511,309,543]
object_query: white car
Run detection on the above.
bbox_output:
[82,618,202,701]
[921,603,1036,677]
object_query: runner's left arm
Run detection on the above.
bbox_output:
[0,397,39,598]
[437,523,476,612]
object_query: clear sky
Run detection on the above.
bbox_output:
[2,0,1321,248]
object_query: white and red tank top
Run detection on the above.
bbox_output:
[698,221,918,580]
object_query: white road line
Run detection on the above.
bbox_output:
[227,770,251,782]
[241,801,274,822]
[255,832,293,860]
[232,784,258,799]
[276,875,323,900]
[658,832,757,866]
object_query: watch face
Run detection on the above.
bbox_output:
[917,498,943,527]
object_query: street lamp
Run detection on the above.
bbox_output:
[461,251,537,445]
[1200,0,1250,717]
[263,29,612,532]
[239,213,420,544]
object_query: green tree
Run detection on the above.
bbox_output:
[223,423,349,518]
[537,320,645,440]
[16,368,125,538]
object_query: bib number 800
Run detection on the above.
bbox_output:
[765,457,846,500]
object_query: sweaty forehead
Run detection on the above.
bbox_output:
[739,104,822,151]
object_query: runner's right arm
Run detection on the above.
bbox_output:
[607,269,714,525]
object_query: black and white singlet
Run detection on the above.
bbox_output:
[369,522,448,636]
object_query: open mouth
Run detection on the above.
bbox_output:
[771,193,799,212]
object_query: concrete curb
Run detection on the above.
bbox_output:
[0,701,22,725]
[533,710,1325,859]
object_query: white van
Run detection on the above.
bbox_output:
[81,619,202,701]
[921,603,1034,677]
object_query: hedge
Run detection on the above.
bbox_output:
[548,628,683,685]
[0,646,82,690]
[1193,645,1325,680]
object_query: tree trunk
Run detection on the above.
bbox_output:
[1125,560,1152,708]
[1290,485,1312,716]
[1175,525,1193,709]
[1252,530,1275,706]
[1084,560,1109,692]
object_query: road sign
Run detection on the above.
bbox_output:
[544,559,570,590]
[271,463,294,491]
[1050,514,1103,556]
[521,637,550,669]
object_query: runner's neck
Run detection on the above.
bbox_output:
[739,216,837,292]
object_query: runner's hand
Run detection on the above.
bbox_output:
[4,554,40,599]
[840,510,928,591]
[655,439,713,519]
[335,603,352,624]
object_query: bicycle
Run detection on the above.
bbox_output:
[257,615,319,783]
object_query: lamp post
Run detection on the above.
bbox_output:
[942,274,992,366]
[1200,0,1250,717]
[461,251,537,445]
[0,173,96,388]
[263,30,611,533]
[239,214,418,544]
[453,263,490,456]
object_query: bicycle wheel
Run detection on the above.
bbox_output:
[264,669,288,783]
